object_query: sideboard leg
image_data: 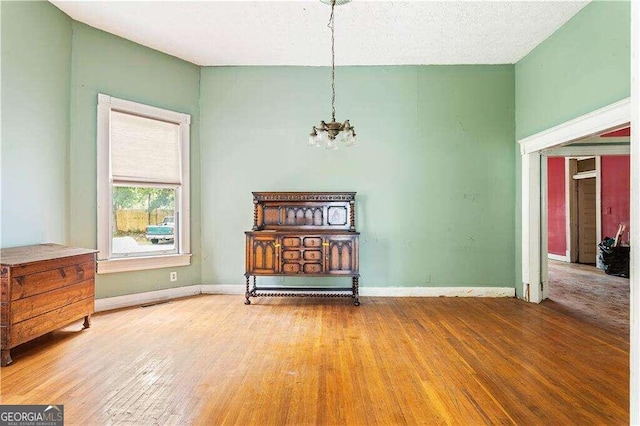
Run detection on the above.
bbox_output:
[244,275,251,305]
[83,315,91,329]
[353,276,360,306]
[1,349,12,367]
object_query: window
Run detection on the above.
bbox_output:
[97,94,191,273]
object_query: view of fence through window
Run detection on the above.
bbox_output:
[112,186,176,256]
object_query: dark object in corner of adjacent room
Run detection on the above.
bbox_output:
[598,237,629,278]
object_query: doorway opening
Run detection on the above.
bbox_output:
[519,97,631,304]
[544,148,630,336]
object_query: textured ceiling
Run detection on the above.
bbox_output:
[50,0,590,66]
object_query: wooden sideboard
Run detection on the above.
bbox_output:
[0,244,97,366]
[245,192,360,305]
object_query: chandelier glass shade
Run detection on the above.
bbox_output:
[308,0,357,150]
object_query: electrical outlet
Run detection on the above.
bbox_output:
[170,271,177,282]
[425,274,431,284]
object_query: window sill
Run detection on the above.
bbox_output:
[97,253,191,274]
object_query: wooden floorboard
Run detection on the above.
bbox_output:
[545,260,629,336]
[0,295,629,425]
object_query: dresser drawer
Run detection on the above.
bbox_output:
[11,253,95,277]
[10,298,94,348]
[11,280,94,324]
[11,261,94,301]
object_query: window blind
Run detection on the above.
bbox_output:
[110,111,181,184]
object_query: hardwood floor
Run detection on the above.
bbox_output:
[0,295,629,425]
[545,260,629,336]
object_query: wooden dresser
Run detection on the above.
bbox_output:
[0,244,97,366]
[245,192,360,305]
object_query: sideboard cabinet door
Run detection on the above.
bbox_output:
[326,236,358,275]
[247,235,279,274]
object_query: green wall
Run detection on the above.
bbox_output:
[514,0,631,294]
[1,1,72,247]
[516,1,631,139]
[69,22,202,298]
[200,65,515,289]
[12,0,629,296]
[515,0,631,140]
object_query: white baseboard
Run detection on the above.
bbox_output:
[95,284,516,312]
[201,284,244,295]
[359,286,515,298]
[95,285,202,312]
[201,284,515,298]
[547,253,569,262]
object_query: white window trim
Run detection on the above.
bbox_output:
[96,94,191,274]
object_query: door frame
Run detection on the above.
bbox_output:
[567,157,601,264]
[630,2,639,419]
[519,98,630,303]
[575,174,597,264]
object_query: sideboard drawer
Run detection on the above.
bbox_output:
[303,250,322,261]
[303,237,322,248]
[282,251,300,261]
[303,263,322,274]
[282,263,301,274]
[282,237,300,247]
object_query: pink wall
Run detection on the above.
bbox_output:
[546,155,631,256]
[547,158,566,255]
[601,155,630,243]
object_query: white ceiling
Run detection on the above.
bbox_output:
[50,0,590,67]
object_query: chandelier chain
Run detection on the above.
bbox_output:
[328,0,336,122]
[308,0,356,149]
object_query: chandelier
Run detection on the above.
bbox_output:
[308,0,357,149]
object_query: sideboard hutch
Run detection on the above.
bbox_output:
[1,244,97,366]
[245,192,360,305]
